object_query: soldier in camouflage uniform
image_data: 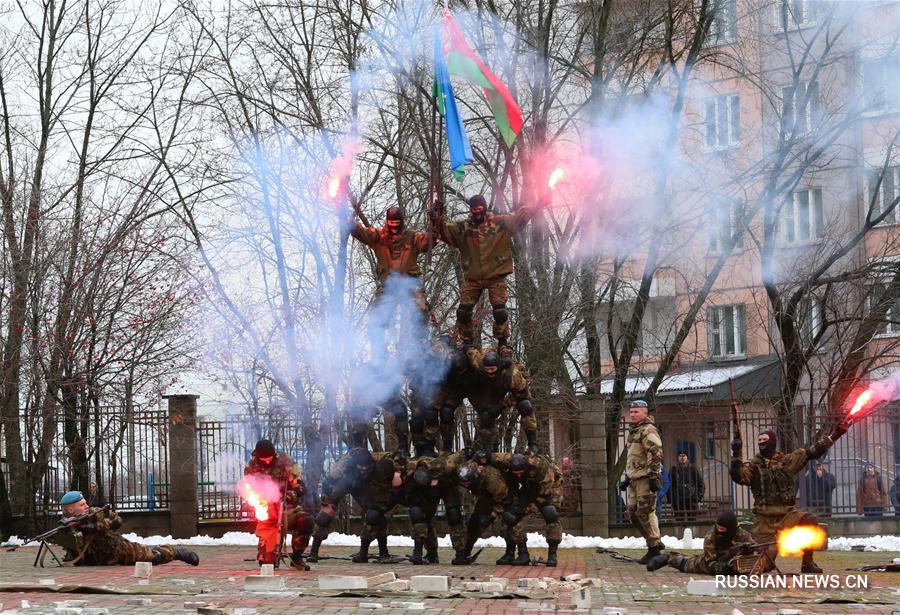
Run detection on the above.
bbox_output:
[347,362,410,456]
[647,510,752,574]
[455,461,510,565]
[243,439,315,570]
[431,193,546,351]
[405,451,468,563]
[57,491,198,567]
[619,400,664,564]
[349,206,432,329]
[353,455,411,563]
[409,337,470,455]
[308,448,376,562]
[466,348,537,453]
[495,453,563,567]
[730,420,849,573]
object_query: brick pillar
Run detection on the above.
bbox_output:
[579,397,609,536]
[165,394,199,539]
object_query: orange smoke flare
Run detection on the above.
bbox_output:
[237,475,281,522]
[849,388,873,417]
[777,525,826,557]
[548,167,565,190]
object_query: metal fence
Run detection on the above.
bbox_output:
[4,404,169,515]
[612,402,900,524]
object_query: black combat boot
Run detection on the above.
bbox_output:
[637,543,663,565]
[801,549,822,573]
[425,548,439,564]
[421,441,437,457]
[173,547,200,566]
[495,542,516,565]
[410,539,425,564]
[307,536,323,563]
[451,549,471,565]
[545,541,559,567]
[376,536,391,563]
[525,430,538,454]
[646,552,671,571]
[351,542,369,563]
[511,542,531,566]
[442,436,454,453]
[290,552,310,571]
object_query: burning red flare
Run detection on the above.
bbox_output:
[849,388,874,417]
[548,167,565,190]
[236,475,280,522]
[327,175,342,201]
[777,525,827,557]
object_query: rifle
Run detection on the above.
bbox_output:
[5,504,111,552]
[730,379,742,457]
[5,504,111,568]
[274,479,289,569]
[725,540,779,575]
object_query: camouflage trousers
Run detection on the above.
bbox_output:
[664,551,716,574]
[752,507,819,568]
[409,404,439,454]
[70,535,176,566]
[464,497,502,553]
[509,491,562,545]
[457,277,509,343]
[410,486,465,552]
[473,409,537,452]
[627,476,661,547]
[256,505,314,562]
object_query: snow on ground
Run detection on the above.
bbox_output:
[8,532,899,551]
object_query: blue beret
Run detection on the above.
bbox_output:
[60,491,85,506]
[629,400,649,408]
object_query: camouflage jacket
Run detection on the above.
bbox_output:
[428,451,467,485]
[702,526,754,574]
[434,207,536,281]
[350,224,431,282]
[60,507,126,565]
[466,348,530,410]
[625,417,663,480]
[472,464,511,516]
[320,454,372,508]
[366,453,414,511]
[492,453,561,502]
[244,452,306,508]
[729,434,833,515]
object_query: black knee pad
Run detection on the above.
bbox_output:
[410,414,425,434]
[315,509,334,528]
[422,406,439,425]
[385,398,408,421]
[409,505,427,524]
[296,514,315,535]
[798,512,819,526]
[540,505,559,524]
[440,405,456,424]
[516,399,534,416]
[365,508,386,527]
[456,304,474,324]
[491,304,508,324]
[446,506,463,526]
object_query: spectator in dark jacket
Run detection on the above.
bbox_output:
[856,463,888,516]
[890,476,900,516]
[806,462,837,517]
[668,451,704,520]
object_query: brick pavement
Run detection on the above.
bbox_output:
[0,545,898,614]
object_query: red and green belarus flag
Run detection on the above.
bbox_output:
[435,10,523,176]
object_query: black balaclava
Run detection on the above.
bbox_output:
[468,195,487,225]
[714,510,738,546]
[758,429,777,459]
[386,206,404,235]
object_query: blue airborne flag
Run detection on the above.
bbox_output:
[433,29,473,179]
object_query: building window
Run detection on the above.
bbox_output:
[865,165,900,225]
[706,0,737,46]
[780,188,825,243]
[703,421,716,459]
[707,304,746,358]
[778,0,818,28]
[868,280,900,336]
[708,201,744,253]
[704,95,741,149]
[799,298,823,346]
[782,81,819,138]
[862,55,900,112]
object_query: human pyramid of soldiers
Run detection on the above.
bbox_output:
[43,190,858,577]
